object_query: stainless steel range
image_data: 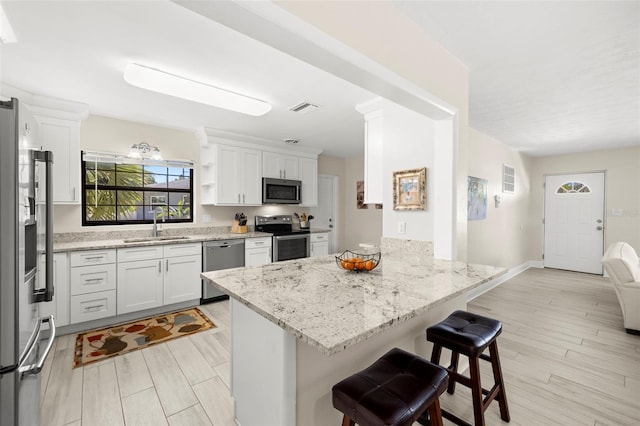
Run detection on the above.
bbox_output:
[255,215,310,262]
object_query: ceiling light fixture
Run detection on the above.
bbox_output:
[123,63,271,116]
[128,142,163,161]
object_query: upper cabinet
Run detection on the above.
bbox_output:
[202,143,262,206]
[23,95,89,204]
[198,128,321,207]
[263,151,299,180]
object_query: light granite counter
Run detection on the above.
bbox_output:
[202,238,506,425]
[202,238,505,356]
[53,226,329,252]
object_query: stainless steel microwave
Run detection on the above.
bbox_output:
[262,178,301,204]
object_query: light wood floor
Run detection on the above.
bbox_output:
[41,268,640,425]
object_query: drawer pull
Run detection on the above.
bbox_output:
[83,256,104,261]
[254,241,264,245]
[84,278,104,283]
[84,304,104,311]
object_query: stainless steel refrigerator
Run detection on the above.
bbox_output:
[0,98,56,425]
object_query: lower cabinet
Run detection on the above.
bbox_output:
[117,243,201,315]
[69,249,117,324]
[164,254,202,305]
[39,252,71,326]
[117,258,164,314]
[245,237,272,266]
[52,242,203,326]
[310,233,329,257]
[70,290,117,324]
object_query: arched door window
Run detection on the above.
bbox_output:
[556,181,591,194]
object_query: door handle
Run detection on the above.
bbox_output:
[596,226,603,231]
[18,316,56,376]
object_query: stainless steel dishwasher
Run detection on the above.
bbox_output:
[202,239,245,303]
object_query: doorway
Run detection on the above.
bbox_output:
[543,172,605,274]
[310,175,338,253]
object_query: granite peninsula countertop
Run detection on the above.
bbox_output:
[54,227,330,252]
[201,239,506,356]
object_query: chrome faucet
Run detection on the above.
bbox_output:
[151,206,165,237]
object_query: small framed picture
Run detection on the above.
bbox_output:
[393,167,427,210]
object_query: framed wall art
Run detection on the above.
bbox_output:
[467,176,488,220]
[393,167,426,210]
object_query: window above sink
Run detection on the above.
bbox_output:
[81,151,194,226]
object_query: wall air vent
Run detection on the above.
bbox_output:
[289,102,319,114]
[284,139,299,145]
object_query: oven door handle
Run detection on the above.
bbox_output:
[274,234,310,242]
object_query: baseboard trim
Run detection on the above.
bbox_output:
[467,261,539,302]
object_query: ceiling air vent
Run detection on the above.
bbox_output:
[284,138,299,145]
[289,101,318,114]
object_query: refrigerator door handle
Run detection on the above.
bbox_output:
[33,150,54,303]
[18,316,56,376]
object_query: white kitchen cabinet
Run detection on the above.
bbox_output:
[117,242,201,314]
[299,157,318,206]
[32,115,81,204]
[163,243,202,305]
[263,151,299,180]
[117,258,164,314]
[310,233,329,257]
[245,237,272,266]
[202,144,262,206]
[70,290,117,324]
[38,252,70,327]
[69,249,117,324]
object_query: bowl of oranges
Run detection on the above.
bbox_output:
[336,250,381,272]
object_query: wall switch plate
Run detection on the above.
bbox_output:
[398,221,406,235]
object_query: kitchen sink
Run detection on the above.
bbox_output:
[123,236,191,243]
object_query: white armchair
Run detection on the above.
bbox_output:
[601,242,640,334]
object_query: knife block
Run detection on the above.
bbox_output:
[231,220,247,234]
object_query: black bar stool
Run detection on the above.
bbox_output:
[426,310,510,426]
[332,347,449,426]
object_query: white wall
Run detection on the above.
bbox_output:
[343,156,382,250]
[529,146,640,257]
[467,128,533,269]
[381,100,435,241]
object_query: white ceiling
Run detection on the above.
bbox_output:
[394,0,640,156]
[2,1,638,158]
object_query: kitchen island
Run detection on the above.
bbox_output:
[201,238,506,426]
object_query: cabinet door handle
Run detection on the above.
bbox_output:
[166,259,169,272]
[238,193,241,203]
[242,194,245,204]
[283,170,286,179]
[158,260,162,273]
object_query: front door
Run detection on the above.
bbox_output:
[543,172,605,274]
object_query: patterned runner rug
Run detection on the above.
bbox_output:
[74,307,215,368]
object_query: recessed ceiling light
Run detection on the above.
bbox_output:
[123,63,272,116]
[289,102,319,114]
